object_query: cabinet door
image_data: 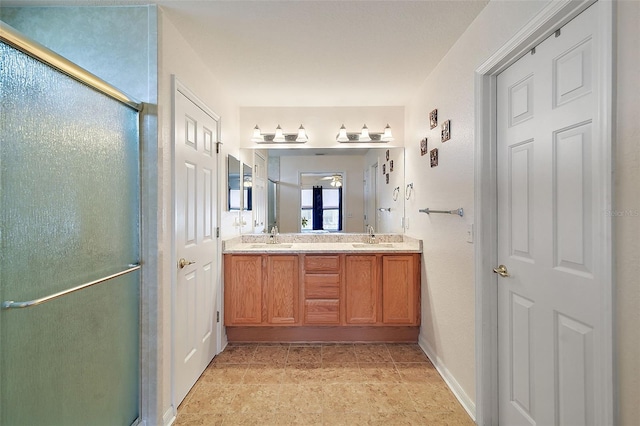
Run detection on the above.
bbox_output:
[224,255,263,325]
[266,255,299,324]
[345,255,378,324]
[382,255,418,324]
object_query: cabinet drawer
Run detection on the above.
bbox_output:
[305,274,340,299]
[304,300,340,324]
[304,255,340,272]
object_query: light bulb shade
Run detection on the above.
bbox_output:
[382,124,394,141]
[251,125,263,142]
[336,124,349,142]
[359,124,371,142]
[296,125,308,142]
[273,125,285,142]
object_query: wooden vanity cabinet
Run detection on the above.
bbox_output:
[224,254,299,326]
[224,251,420,340]
[224,255,263,325]
[344,255,378,324]
[303,255,341,325]
[382,254,420,325]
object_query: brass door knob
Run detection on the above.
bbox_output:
[178,258,196,269]
[493,264,510,277]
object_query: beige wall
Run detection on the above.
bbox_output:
[614,1,640,424]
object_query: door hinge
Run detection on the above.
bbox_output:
[216,311,220,323]
[216,227,220,238]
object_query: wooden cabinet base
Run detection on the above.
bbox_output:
[225,326,419,343]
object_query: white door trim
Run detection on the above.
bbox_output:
[473,1,614,424]
[170,75,223,412]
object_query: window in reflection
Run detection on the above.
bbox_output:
[300,175,343,232]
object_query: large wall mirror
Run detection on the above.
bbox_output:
[227,154,241,210]
[241,147,405,234]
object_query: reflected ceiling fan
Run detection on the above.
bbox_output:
[320,174,343,187]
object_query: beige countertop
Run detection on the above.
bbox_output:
[223,234,422,254]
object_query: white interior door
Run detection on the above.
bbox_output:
[496,3,612,425]
[174,84,219,406]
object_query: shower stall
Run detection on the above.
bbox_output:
[0,22,141,425]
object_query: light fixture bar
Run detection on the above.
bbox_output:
[251,124,309,144]
[335,124,393,143]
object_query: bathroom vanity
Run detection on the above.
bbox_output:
[223,234,421,342]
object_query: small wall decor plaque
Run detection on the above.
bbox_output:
[390,160,394,172]
[441,120,451,142]
[382,164,386,175]
[430,148,439,167]
[386,149,390,161]
[385,173,390,184]
[430,109,438,129]
[420,138,428,156]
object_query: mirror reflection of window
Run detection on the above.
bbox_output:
[300,172,343,232]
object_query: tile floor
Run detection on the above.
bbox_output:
[175,343,475,425]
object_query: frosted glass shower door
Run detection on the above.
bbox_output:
[0,40,140,425]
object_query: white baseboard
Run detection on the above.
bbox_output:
[418,335,477,422]
[163,406,176,426]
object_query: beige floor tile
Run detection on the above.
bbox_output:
[405,382,463,413]
[359,362,402,383]
[354,344,393,363]
[387,344,430,363]
[180,383,238,414]
[322,412,372,425]
[422,411,476,425]
[276,384,323,413]
[226,384,280,414]
[200,363,247,385]
[395,361,442,383]
[221,412,279,425]
[287,345,322,363]
[242,364,285,384]
[252,345,289,364]
[322,344,357,363]
[322,383,372,413]
[173,412,225,425]
[283,362,323,384]
[276,412,324,425]
[369,411,430,425]
[361,383,416,413]
[320,362,364,383]
[213,345,257,364]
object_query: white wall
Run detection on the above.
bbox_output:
[364,148,405,233]
[614,1,640,423]
[158,8,240,421]
[278,155,366,233]
[405,1,640,423]
[404,0,549,410]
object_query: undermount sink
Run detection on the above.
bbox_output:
[351,243,396,248]
[250,243,293,248]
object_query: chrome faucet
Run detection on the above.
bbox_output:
[269,226,279,244]
[367,225,376,244]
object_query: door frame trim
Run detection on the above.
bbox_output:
[170,75,222,412]
[473,1,614,424]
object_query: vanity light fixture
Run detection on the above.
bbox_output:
[337,124,349,142]
[359,124,371,142]
[273,125,285,142]
[251,124,309,144]
[336,124,394,143]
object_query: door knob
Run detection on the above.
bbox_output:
[178,258,196,269]
[493,264,510,277]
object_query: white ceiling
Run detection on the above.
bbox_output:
[5,0,489,107]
